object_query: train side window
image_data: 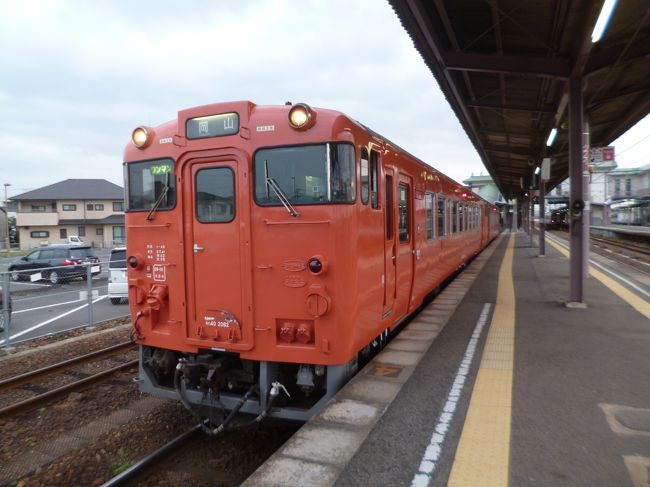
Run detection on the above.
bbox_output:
[398,183,410,243]
[459,203,464,232]
[360,148,369,205]
[370,150,379,209]
[452,201,458,233]
[425,192,434,241]
[437,195,445,237]
[386,175,393,239]
[195,167,235,223]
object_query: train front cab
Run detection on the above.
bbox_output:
[126,102,498,424]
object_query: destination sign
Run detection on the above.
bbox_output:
[186,112,239,140]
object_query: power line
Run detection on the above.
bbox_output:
[615,133,650,158]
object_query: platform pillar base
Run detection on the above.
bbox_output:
[565,301,588,309]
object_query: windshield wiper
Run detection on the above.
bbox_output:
[146,173,170,221]
[266,177,299,217]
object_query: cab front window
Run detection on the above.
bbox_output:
[254,143,355,206]
[125,158,176,211]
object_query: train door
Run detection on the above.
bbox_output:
[395,175,415,317]
[383,169,396,316]
[185,159,248,346]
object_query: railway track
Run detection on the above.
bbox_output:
[0,341,137,419]
[97,419,295,487]
[589,234,650,257]
[548,229,650,271]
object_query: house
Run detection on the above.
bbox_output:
[551,162,649,225]
[462,173,507,205]
[609,163,650,200]
[11,179,125,249]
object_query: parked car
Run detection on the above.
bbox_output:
[8,245,101,284]
[51,235,85,246]
[108,247,128,305]
[0,285,11,333]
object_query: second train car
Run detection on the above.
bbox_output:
[123,101,499,430]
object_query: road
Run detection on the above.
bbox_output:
[1,250,130,345]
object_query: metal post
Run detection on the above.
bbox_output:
[3,183,10,252]
[86,263,93,327]
[512,199,518,231]
[568,76,585,305]
[529,196,534,246]
[2,272,10,347]
[539,175,546,257]
[582,120,590,279]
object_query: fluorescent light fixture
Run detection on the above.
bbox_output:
[591,0,618,43]
[534,166,541,175]
[546,128,558,146]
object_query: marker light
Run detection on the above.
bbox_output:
[546,128,558,147]
[288,103,315,130]
[591,0,618,43]
[128,256,139,268]
[308,257,323,274]
[132,126,152,149]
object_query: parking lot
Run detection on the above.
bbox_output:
[1,251,130,346]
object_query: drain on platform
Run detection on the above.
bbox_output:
[600,404,650,437]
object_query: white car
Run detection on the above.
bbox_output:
[108,247,128,305]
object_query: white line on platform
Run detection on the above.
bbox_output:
[411,303,492,487]
[547,234,650,299]
[0,295,107,345]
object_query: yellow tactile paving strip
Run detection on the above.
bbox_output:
[447,233,516,487]
[545,237,650,319]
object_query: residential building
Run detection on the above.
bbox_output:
[462,174,506,205]
[609,163,650,199]
[11,179,125,249]
[549,162,650,225]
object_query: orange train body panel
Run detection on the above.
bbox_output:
[123,101,500,420]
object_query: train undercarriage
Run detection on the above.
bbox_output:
[139,345,359,429]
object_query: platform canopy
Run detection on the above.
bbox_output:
[389,0,650,199]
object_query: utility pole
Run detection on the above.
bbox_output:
[3,183,10,252]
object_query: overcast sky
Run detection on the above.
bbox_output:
[1,0,649,199]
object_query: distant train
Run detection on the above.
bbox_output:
[122,101,500,431]
[547,206,569,230]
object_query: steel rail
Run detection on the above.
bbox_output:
[590,235,650,256]
[0,341,135,393]
[0,358,138,419]
[99,424,203,487]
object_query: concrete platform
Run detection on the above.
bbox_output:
[244,231,650,487]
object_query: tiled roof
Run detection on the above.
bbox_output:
[10,179,123,201]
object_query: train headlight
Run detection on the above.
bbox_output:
[288,103,316,130]
[132,126,153,149]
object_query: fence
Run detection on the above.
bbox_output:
[1,256,130,348]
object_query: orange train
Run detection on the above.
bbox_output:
[123,101,499,428]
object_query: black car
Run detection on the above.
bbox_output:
[8,245,101,284]
[0,285,11,333]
